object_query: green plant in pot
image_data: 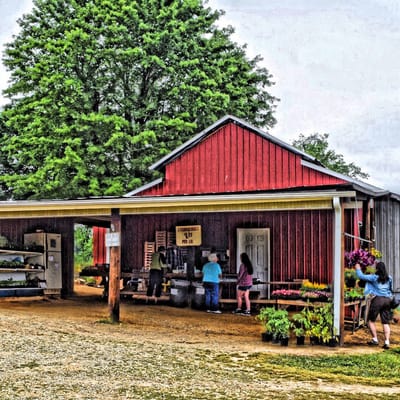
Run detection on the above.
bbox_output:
[261,308,291,345]
[256,307,276,342]
[345,287,364,302]
[344,268,357,288]
[291,308,312,345]
[308,303,337,346]
[256,307,290,344]
[301,306,320,345]
[274,309,291,346]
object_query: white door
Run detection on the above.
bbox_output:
[237,228,270,298]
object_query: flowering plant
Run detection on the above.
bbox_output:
[301,279,329,292]
[345,248,380,268]
[301,290,332,301]
[271,289,301,299]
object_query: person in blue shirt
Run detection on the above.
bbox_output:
[356,261,393,349]
[202,253,222,314]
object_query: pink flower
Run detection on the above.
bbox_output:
[345,249,376,268]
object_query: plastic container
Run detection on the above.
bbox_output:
[191,282,205,309]
[170,279,190,307]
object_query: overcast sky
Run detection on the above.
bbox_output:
[1,0,400,193]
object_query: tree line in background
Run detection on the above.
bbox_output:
[0,0,367,201]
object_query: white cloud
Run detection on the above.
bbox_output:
[0,0,33,106]
[210,0,400,193]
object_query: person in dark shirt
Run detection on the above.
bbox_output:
[146,246,166,303]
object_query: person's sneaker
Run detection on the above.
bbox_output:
[383,343,390,350]
[206,310,212,313]
[232,308,242,314]
[242,310,251,316]
[368,339,379,346]
[212,310,222,314]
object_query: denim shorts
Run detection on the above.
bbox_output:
[238,285,252,291]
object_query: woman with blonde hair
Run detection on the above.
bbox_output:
[202,253,222,314]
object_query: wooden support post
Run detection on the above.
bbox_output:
[333,197,345,345]
[340,203,345,345]
[108,209,121,323]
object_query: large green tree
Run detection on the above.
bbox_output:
[0,0,277,200]
[292,133,369,180]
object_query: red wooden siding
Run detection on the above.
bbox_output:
[122,210,334,285]
[140,122,347,196]
[93,226,107,265]
[343,208,364,252]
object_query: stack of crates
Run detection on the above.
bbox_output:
[155,230,177,250]
[155,231,167,251]
[167,231,176,248]
[143,241,155,270]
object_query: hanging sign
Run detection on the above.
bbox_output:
[105,232,120,247]
[176,225,202,246]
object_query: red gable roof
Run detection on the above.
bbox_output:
[131,115,350,196]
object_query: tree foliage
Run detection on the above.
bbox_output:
[292,133,369,180]
[74,224,93,269]
[0,0,278,200]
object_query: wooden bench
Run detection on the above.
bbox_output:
[218,298,277,309]
[120,290,170,303]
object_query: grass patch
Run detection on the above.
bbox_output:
[242,350,400,385]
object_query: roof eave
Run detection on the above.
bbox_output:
[301,159,389,197]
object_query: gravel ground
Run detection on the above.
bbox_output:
[0,286,399,399]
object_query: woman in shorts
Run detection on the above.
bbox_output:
[233,252,253,315]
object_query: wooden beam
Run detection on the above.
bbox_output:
[340,201,345,345]
[333,197,345,345]
[108,209,121,322]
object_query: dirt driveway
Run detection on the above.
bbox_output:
[1,284,397,353]
[1,285,399,399]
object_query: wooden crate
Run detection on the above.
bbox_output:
[156,230,178,250]
[144,241,155,269]
[167,231,176,248]
[155,231,167,250]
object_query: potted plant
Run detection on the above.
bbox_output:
[308,303,338,346]
[344,268,357,288]
[270,309,291,346]
[271,289,301,300]
[344,287,364,302]
[256,307,276,342]
[256,307,291,345]
[291,308,312,345]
